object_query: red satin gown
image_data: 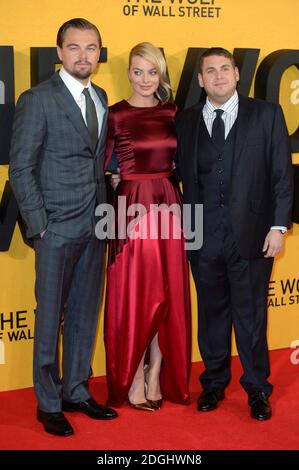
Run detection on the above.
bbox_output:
[104,100,191,406]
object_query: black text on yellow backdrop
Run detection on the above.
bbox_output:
[1,46,299,250]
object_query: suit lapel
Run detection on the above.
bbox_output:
[232,95,253,170]
[92,84,108,153]
[51,72,93,150]
[192,103,204,182]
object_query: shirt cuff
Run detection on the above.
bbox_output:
[271,226,287,233]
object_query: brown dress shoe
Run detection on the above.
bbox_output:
[37,409,74,436]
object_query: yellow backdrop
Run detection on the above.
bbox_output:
[0,0,298,391]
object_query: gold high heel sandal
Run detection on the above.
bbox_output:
[146,398,163,409]
[128,399,156,411]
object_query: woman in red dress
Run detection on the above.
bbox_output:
[104,42,191,411]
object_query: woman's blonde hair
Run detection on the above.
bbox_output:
[129,42,172,103]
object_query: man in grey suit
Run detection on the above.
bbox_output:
[9,18,118,436]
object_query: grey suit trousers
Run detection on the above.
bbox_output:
[33,229,105,412]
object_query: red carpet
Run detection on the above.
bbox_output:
[0,348,298,450]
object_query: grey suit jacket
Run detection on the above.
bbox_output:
[9,72,108,239]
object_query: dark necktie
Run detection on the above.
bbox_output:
[211,109,225,148]
[83,88,98,151]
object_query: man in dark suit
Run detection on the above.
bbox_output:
[9,18,117,436]
[176,47,293,420]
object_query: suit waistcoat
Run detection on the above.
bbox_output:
[197,114,237,235]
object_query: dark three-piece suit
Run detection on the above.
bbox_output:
[176,94,294,395]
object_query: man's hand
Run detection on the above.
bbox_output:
[262,230,285,258]
[111,168,121,190]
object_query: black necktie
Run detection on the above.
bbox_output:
[211,109,225,148]
[83,88,98,151]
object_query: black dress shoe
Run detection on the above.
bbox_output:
[62,397,118,420]
[37,409,74,436]
[248,391,272,421]
[197,389,225,412]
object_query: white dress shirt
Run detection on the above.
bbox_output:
[202,91,286,233]
[59,67,104,136]
[202,90,239,139]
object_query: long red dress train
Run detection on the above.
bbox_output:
[104,100,191,406]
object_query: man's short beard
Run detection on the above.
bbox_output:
[71,69,92,80]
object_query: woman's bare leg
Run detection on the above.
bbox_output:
[128,353,146,404]
[146,334,163,400]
